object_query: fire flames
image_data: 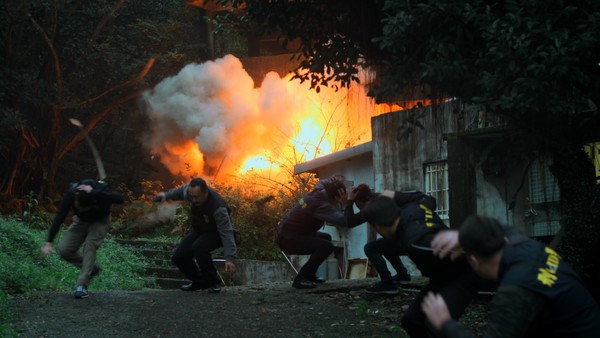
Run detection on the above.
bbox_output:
[141,54,401,185]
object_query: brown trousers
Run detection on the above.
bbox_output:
[57,215,109,287]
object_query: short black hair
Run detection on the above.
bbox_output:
[323,179,347,199]
[459,215,506,259]
[354,184,375,203]
[190,177,207,191]
[361,196,399,227]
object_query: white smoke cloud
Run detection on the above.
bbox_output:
[141,54,308,177]
[140,54,385,180]
[143,203,178,225]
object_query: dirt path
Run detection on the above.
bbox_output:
[10,279,412,338]
[10,278,490,337]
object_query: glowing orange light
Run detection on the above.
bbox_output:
[142,55,404,186]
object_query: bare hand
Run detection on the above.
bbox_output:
[421,292,451,330]
[348,187,360,201]
[41,242,55,255]
[153,192,166,202]
[77,184,93,194]
[225,261,236,274]
[380,190,395,199]
[337,187,347,200]
[431,230,462,260]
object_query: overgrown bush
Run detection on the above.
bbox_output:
[108,175,318,261]
[0,217,148,293]
[0,290,13,337]
[0,217,149,335]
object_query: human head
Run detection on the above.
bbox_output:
[323,178,347,202]
[353,184,375,209]
[188,177,209,206]
[361,196,400,238]
[459,215,507,280]
[74,179,98,210]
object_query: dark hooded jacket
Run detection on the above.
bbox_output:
[47,179,124,243]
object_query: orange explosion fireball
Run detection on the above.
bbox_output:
[141,54,401,185]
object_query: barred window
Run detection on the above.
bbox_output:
[528,159,560,204]
[424,161,449,220]
[527,158,561,236]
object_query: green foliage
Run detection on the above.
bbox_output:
[210,16,248,58]
[205,182,283,260]
[216,0,384,91]
[558,184,600,274]
[93,238,148,291]
[354,299,370,316]
[0,290,16,337]
[375,0,600,129]
[0,0,211,203]
[226,0,600,283]
[106,176,317,261]
[0,217,147,295]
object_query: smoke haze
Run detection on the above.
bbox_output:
[141,54,393,181]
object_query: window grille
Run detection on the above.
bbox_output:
[531,220,561,237]
[527,158,561,237]
[424,161,449,220]
[528,159,560,204]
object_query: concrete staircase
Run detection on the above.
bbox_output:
[117,239,189,289]
[117,239,296,289]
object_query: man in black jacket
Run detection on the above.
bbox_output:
[346,184,411,295]
[41,179,124,299]
[362,191,481,337]
[155,177,237,294]
[422,215,600,337]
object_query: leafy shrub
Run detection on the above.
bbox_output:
[0,290,16,337]
[0,217,147,294]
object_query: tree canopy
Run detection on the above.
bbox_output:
[216,0,600,292]
[0,0,207,207]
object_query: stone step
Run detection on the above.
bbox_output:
[116,239,176,252]
[152,277,189,290]
[146,266,186,279]
[140,249,173,267]
[120,239,296,288]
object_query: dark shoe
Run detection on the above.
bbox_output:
[207,284,221,294]
[74,285,89,299]
[309,275,326,284]
[292,278,317,289]
[91,266,102,278]
[366,282,399,295]
[180,281,209,291]
[392,273,411,285]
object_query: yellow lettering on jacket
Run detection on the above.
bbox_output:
[419,203,434,227]
[537,247,561,287]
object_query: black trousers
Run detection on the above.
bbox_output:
[277,231,333,279]
[402,251,481,338]
[172,230,223,284]
[364,236,409,282]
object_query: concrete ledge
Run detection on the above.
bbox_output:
[227,259,296,285]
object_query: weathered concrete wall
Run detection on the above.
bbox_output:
[233,259,296,285]
[371,101,463,193]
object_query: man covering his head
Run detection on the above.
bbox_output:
[41,179,124,299]
[277,176,363,289]
[422,215,600,337]
[361,191,480,337]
